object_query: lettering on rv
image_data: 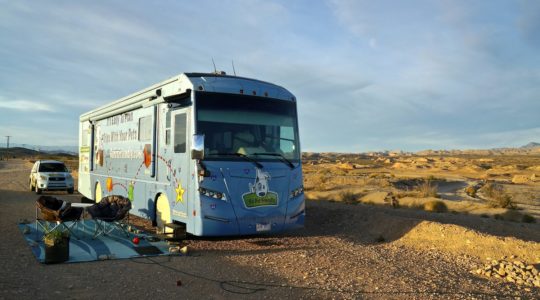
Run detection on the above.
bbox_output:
[106,112,134,126]
[109,150,143,159]
[101,129,138,144]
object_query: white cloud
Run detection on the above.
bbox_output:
[0,100,54,112]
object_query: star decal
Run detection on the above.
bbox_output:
[175,181,185,203]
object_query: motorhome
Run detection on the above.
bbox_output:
[78,72,305,236]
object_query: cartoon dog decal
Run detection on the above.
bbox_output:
[249,168,271,197]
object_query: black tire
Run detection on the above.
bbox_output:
[36,188,42,194]
[67,188,74,194]
[29,180,34,192]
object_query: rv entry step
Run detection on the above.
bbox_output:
[158,223,186,241]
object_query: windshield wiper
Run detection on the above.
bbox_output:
[253,152,295,169]
[207,152,263,168]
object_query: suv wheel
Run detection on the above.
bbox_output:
[67,188,74,194]
[29,180,34,192]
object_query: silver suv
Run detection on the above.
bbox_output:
[29,160,74,194]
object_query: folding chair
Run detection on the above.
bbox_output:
[35,196,84,239]
[87,195,132,239]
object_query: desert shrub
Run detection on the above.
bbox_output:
[375,235,385,243]
[423,200,448,213]
[339,190,357,204]
[490,194,515,209]
[465,186,477,198]
[416,180,438,198]
[310,173,329,190]
[493,214,504,220]
[409,203,424,210]
[482,183,516,209]
[482,182,500,198]
[522,214,536,223]
[480,214,489,218]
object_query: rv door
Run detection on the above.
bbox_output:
[170,108,190,220]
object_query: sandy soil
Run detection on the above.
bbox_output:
[1,159,539,299]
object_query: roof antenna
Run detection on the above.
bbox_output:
[211,58,217,74]
[231,60,237,76]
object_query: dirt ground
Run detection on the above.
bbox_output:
[1,159,539,299]
[303,153,540,221]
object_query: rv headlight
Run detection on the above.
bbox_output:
[289,186,304,199]
[199,187,227,201]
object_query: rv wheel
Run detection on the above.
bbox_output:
[155,194,172,234]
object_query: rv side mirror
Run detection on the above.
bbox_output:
[191,134,205,160]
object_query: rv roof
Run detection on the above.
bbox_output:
[80,72,295,122]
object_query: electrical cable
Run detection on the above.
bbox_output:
[129,256,509,297]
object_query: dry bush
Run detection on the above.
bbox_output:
[339,190,357,204]
[465,185,477,198]
[423,200,448,213]
[416,179,438,198]
[482,183,516,209]
[308,173,330,191]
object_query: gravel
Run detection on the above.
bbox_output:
[0,159,538,299]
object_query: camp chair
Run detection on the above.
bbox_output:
[87,195,132,239]
[35,196,84,239]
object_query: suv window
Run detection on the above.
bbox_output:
[38,163,68,172]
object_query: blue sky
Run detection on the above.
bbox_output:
[0,0,539,152]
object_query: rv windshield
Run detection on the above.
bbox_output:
[196,92,300,162]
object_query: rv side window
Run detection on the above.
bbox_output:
[139,115,152,141]
[165,111,171,145]
[174,113,186,153]
[81,125,89,147]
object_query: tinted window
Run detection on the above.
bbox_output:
[196,92,300,161]
[39,163,68,172]
[174,113,187,153]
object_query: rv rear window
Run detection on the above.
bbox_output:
[139,116,152,141]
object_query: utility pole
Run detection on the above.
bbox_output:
[4,136,11,161]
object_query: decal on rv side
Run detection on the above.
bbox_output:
[175,181,185,203]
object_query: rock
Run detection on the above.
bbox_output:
[485,271,492,277]
[498,268,506,276]
[511,175,530,184]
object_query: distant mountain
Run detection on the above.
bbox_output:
[6,143,78,155]
[521,142,540,149]
[0,147,77,158]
